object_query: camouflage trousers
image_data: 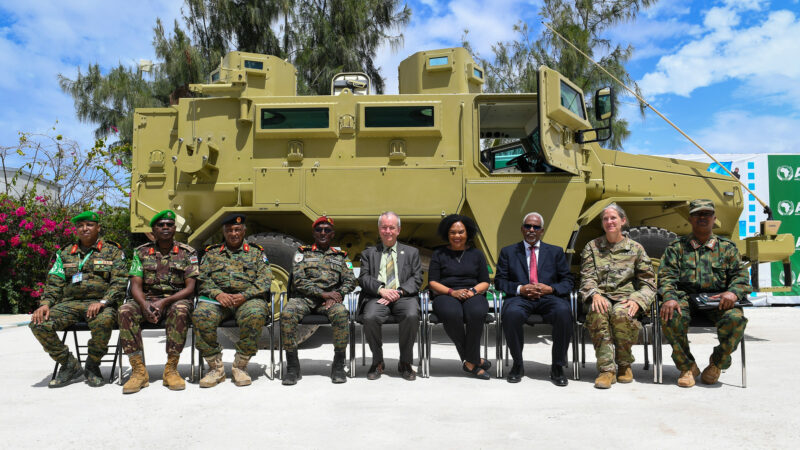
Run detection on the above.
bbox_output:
[280,297,348,351]
[29,300,116,365]
[194,298,268,358]
[118,299,192,356]
[661,299,747,371]
[585,302,642,373]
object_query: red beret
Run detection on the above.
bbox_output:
[312,216,335,229]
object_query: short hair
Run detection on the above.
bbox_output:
[437,214,478,242]
[601,203,627,221]
[378,211,401,228]
[522,212,545,228]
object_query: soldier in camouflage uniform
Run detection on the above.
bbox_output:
[29,211,127,388]
[119,210,199,394]
[659,199,751,387]
[580,204,656,389]
[194,214,273,388]
[281,216,357,385]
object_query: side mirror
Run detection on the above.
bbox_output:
[594,87,613,121]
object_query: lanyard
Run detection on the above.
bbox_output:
[77,249,94,271]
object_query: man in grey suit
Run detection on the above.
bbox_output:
[358,212,422,380]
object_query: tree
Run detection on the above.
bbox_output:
[469,0,657,150]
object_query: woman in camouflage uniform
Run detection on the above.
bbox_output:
[579,204,656,389]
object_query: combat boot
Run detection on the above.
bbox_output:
[331,350,347,384]
[617,365,634,383]
[231,353,252,387]
[84,360,105,387]
[122,353,150,394]
[199,353,226,388]
[282,351,301,386]
[701,357,721,385]
[594,371,616,389]
[163,354,185,391]
[677,362,700,388]
[49,353,82,388]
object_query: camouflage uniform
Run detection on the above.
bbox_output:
[194,241,273,357]
[580,236,656,373]
[280,245,357,351]
[119,241,199,356]
[30,240,127,364]
[658,233,751,371]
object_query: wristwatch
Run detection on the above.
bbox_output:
[99,300,107,306]
[469,287,478,295]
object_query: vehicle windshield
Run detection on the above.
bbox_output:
[478,100,555,173]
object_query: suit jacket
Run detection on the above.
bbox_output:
[495,241,574,301]
[358,242,422,312]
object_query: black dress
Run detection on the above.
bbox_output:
[429,246,490,364]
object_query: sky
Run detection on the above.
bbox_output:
[1,0,799,165]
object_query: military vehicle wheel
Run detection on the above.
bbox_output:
[627,227,677,260]
[246,232,318,347]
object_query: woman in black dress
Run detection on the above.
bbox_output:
[428,214,492,379]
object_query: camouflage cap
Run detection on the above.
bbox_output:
[689,199,715,214]
[312,215,335,229]
[71,211,100,224]
[149,209,177,227]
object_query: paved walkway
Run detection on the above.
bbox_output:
[1,308,798,448]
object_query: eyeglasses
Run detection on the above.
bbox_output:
[154,222,176,228]
[523,224,542,230]
[314,227,334,234]
[690,211,714,218]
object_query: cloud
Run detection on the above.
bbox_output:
[374,0,541,94]
[0,1,182,152]
[688,110,799,154]
[639,6,800,102]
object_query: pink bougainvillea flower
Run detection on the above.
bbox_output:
[0,213,6,223]
[0,239,5,246]
[0,225,8,233]
[24,221,34,230]
[114,158,123,166]
[21,286,31,292]
[10,235,21,247]
[111,125,119,133]
[0,250,6,257]
[14,206,26,217]
[30,290,42,298]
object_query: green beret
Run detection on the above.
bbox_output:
[71,211,100,224]
[689,199,715,214]
[150,210,177,227]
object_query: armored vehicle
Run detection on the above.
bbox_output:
[130,47,793,294]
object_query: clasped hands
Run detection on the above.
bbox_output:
[520,283,553,300]
[321,291,343,309]
[214,293,247,310]
[591,294,639,317]
[378,288,403,305]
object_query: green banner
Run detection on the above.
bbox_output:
[768,155,800,296]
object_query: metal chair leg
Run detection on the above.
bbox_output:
[741,336,746,388]
[643,324,650,371]
[72,330,81,365]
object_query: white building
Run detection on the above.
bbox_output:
[0,167,61,200]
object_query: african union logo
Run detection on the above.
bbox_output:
[777,200,797,216]
[777,165,799,181]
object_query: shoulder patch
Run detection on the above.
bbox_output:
[205,243,223,252]
[105,240,123,249]
[251,243,264,251]
[294,252,304,263]
[176,242,196,252]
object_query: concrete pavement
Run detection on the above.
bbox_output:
[1,307,798,448]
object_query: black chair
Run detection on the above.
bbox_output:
[571,291,659,382]
[278,291,357,380]
[193,292,277,382]
[347,291,424,376]
[51,322,123,385]
[420,290,503,378]
[656,298,750,387]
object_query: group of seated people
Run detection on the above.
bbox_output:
[29,198,751,393]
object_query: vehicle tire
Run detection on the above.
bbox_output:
[627,226,677,260]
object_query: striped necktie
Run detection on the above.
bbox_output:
[385,248,397,289]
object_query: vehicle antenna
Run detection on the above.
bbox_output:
[542,21,773,219]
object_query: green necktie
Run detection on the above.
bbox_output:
[385,248,397,289]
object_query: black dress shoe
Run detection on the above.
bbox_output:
[550,364,568,386]
[398,362,417,381]
[462,362,490,380]
[507,362,524,383]
[367,361,384,380]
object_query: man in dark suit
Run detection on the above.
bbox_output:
[358,212,423,380]
[496,212,574,385]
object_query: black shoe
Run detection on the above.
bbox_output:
[49,355,82,388]
[282,351,301,386]
[463,362,490,380]
[550,364,568,387]
[367,361,384,380]
[84,361,105,387]
[331,350,347,384]
[398,362,416,381]
[479,358,492,371]
[507,362,524,383]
